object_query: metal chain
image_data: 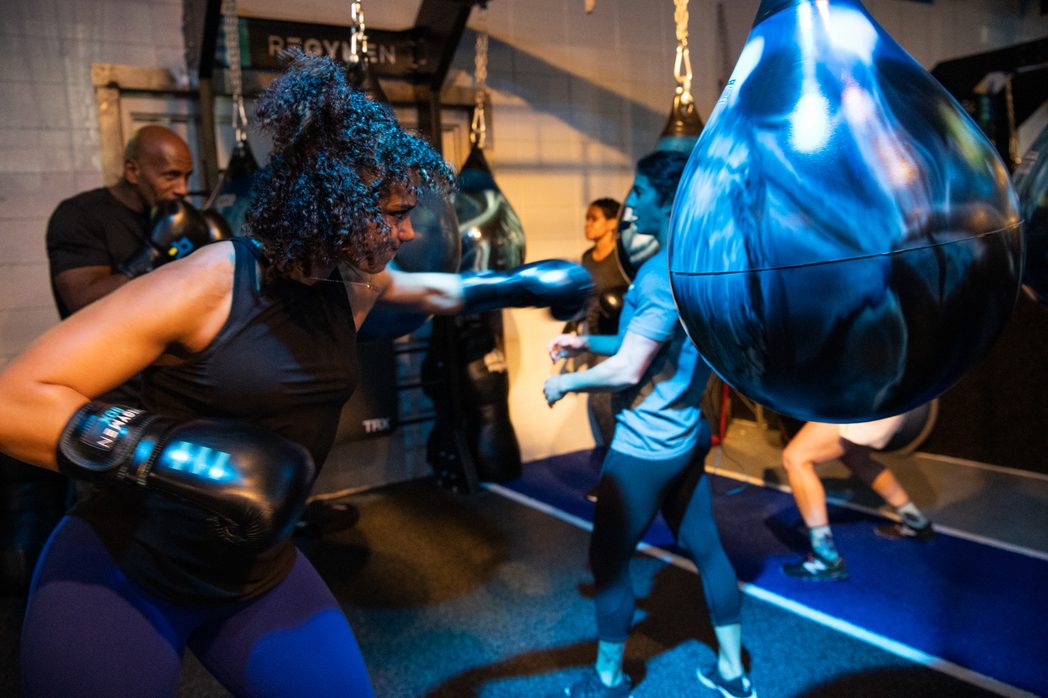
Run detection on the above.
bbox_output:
[350,0,368,65]
[470,4,489,148]
[221,0,248,142]
[673,0,694,106]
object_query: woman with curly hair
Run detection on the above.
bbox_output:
[0,50,590,696]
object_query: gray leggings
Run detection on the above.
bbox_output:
[590,446,742,642]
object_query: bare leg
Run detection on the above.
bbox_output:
[869,467,909,508]
[595,639,626,687]
[838,442,932,538]
[781,422,844,528]
[714,623,743,679]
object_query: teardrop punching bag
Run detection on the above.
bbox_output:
[204,138,258,237]
[1014,124,1048,304]
[668,0,1023,422]
[617,96,706,281]
[350,58,462,340]
[206,5,257,239]
[455,146,526,273]
[657,87,706,154]
[617,17,706,281]
[356,186,462,341]
[444,145,526,483]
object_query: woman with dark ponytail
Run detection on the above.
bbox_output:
[0,49,592,696]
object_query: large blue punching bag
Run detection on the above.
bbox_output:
[1014,124,1048,304]
[668,0,1023,422]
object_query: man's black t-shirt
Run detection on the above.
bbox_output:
[45,187,149,319]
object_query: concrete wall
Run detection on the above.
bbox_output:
[1,0,1045,488]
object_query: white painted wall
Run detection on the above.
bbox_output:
[0,0,1045,483]
[0,0,186,366]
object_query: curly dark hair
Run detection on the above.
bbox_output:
[247,48,454,276]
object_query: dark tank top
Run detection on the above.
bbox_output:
[72,237,358,603]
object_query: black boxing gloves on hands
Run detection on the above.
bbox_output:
[57,402,315,548]
[461,259,595,321]
[119,199,214,278]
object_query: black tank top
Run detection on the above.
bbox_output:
[72,237,358,603]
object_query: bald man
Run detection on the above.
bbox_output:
[47,125,194,318]
[0,127,194,594]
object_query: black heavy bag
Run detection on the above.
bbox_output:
[457,312,521,482]
[454,146,526,273]
[449,146,524,482]
[617,95,706,281]
[204,138,259,237]
[357,187,462,340]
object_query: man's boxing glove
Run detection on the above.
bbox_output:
[57,402,315,548]
[119,199,214,277]
[461,259,594,321]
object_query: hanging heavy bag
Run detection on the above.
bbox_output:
[456,312,521,482]
[204,138,259,238]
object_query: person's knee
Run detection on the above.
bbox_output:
[781,446,812,475]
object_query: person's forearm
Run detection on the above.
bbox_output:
[558,356,638,395]
[584,334,620,356]
[0,376,87,470]
[54,268,133,315]
[375,271,465,315]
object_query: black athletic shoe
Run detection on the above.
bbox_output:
[782,551,849,581]
[874,521,935,542]
[564,669,633,698]
[697,667,756,698]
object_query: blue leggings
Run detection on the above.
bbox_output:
[21,516,374,697]
[591,448,742,642]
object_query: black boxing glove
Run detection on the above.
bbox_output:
[598,287,625,318]
[201,208,234,243]
[57,402,315,548]
[119,199,214,277]
[461,259,594,321]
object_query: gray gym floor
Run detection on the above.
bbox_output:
[1,419,1043,696]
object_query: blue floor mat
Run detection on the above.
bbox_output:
[504,449,1048,696]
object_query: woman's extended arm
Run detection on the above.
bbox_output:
[374,259,594,320]
[0,242,236,469]
[372,266,465,315]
